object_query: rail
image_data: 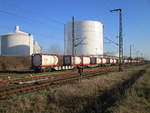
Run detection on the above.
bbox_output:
[0,66,118,99]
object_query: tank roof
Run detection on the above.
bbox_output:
[65,20,103,25]
[0,26,31,37]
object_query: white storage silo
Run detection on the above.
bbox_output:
[64,20,103,56]
[0,26,34,56]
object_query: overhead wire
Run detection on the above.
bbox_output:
[0,9,65,41]
[0,9,64,28]
[104,37,118,46]
[0,1,64,26]
[0,9,39,24]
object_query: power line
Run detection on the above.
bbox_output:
[104,37,118,46]
[0,9,64,30]
[0,9,65,41]
[0,1,64,25]
[0,10,36,23]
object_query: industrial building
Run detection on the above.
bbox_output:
[64,20,103,56]
[0,26,41,56]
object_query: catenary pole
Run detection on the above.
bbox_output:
[72,16,75,56]
[110,9,123,71]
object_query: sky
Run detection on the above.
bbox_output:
[0,0,149,59]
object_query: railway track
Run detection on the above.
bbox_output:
[0,66,118,100]
[0,66,118,85]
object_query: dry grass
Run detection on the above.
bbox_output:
[0,64,149,113]
[109,66,150,113]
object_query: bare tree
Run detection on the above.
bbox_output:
[48,43,63,54]
[40,46,48,53]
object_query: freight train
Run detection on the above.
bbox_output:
[32,54,141,72]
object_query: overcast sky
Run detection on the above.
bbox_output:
[0,0,149,59]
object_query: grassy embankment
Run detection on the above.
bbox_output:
[0,64,149,113]
[107,65,150,113]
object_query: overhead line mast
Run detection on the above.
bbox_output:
[72,16,75,56]
[110,9,123,71]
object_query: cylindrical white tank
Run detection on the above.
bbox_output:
[0,26,34,56]
[96,57,102,64]
[64,20,103,56]
[82,56,90,65]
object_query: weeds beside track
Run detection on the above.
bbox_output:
[0,66,118,100]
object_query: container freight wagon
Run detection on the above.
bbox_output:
[63,55,82,66]
[32,53,141,72]
[110,58,118,65]
[32,54,62,72]
[90,57,97,65]
[96,57,102,65]
[81,56,91,66]
[113,59,118,64]
[101,57,108,64]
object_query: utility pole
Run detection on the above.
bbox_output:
[72,16,75,56]
[130,44,134,59]
[141,53,143,58]
[110,8,123,72]
[130,45,132,59]
[136,50,139,60]
[72,17,86,56]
